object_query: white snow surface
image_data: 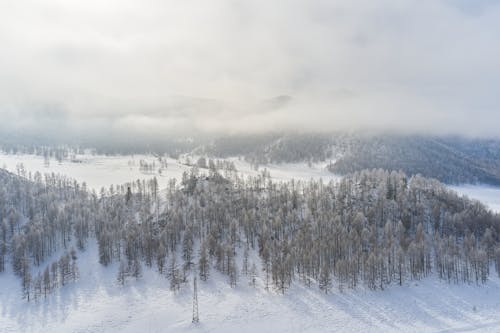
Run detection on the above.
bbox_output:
[1,242,500,333]
[1,152,500,332]
[0,153,339,192]
[450,185,500,213]
[0,152,188,192]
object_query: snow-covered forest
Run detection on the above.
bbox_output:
[2,157,500,305]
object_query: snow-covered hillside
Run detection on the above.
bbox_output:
[1,241,500,333]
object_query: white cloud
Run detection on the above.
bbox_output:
[0,0,499,138]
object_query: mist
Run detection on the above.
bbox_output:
[1,0,500,142]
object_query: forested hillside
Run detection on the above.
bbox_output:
[329,135,500,185]
[1,161,500,301]
[202,134,500,185]
[234,135,500,185]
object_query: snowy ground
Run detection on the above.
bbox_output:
[0,152,188,191]
[0,152,339,192]
[450,185,500,213]
[1,241,500,333]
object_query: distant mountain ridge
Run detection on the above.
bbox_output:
[330,135,500,185]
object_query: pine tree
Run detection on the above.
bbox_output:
[157,244,166,274]
[43,266,51,297]
[117,261,128,285]
[131,258,142,280]
[169,256,181,292]
[228,257,238,288]
[21,256,31,301]
[249,262,258,287]
[319,262,332,294]
[242,245,249,276]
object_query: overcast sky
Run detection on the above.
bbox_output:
[0,0,499,139]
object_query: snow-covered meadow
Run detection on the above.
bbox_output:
[1,240,500,333]
[1,152,500,333]
[0,152,340,192]
[450,185,500,213]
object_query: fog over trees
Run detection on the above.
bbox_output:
[1,158,500,300]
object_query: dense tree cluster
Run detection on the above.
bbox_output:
[0,169,84,301]
[1,163,500,300]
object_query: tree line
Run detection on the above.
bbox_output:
[1,163,499,300]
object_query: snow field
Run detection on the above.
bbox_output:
[1,240,500,333]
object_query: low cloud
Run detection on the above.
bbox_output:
[1,0,499,141]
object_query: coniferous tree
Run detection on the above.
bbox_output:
[319,262,332,294]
